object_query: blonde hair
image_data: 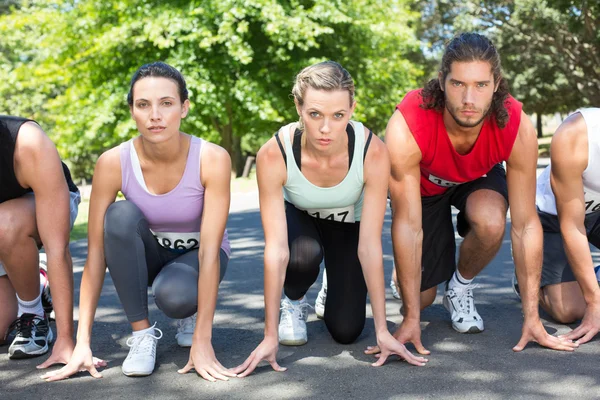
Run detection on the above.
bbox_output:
[292,61,355,134]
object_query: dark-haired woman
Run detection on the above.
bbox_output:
[42,62,235,381]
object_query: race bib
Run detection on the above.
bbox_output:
[428,174,461,188]
[151,230,200,251]
[299,205,355,223]
[584,190,600,214]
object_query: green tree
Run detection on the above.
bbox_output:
[415,0,599,136]
[0,0,423,178]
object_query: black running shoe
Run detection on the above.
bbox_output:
[8,313,53,359]
[39,253,53,316]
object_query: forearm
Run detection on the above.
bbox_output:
[393,221,423,320]
[511,219,543,320]
[45,245,74,337]
[194,250,221,341]
[75,255,107,345]
[358,244,387,335]
[562,225,600,304]
[263,245,288,338]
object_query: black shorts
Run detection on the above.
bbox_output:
[419,164,509,291]
[539,209,600,287]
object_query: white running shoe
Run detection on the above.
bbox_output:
[443,282,484,334]
[315,274,327,319]
[279,296,310,346]
[175,313,196,347]
[390,279,401,300]
[122,325,163,377]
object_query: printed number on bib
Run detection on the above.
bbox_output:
[151,230,200,251]
[584,191,600,215]
[302,206,355,223]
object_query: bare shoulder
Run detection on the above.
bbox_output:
[92,145,123,195]
[14,121,56,157]
[257,136,284,165]
[552,112,587,154]
[202,141,232,168]
[362,127,388,162]
[551,112,588,170]
[385,110,421,167]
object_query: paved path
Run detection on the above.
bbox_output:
[2,183,600,400]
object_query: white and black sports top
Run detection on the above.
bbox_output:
[274,121,372,222]
[537,108,600,215]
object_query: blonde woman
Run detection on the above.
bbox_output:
[234,61,428,377]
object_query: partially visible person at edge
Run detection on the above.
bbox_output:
[366,33,578,360]
[0,115,82,368]
[42,62,235,382]
[234,61,428,378]
[534,108,600,343]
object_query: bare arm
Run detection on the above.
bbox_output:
[234,136,289,377]
[194,144,231,343]
[385,111,423,322]
[178,142,235,382]
[552,114,600,344]
[76,149,121,344]
[257,138,289,339]
[551,114,598,304]
[15,123,72,339]
[358,134,390,336]
[508,111,578,352]
[506,111,543,321]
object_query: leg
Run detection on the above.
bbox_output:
[283,203,323,300]
[279,203,323,346]
[0,275,17,344]
[452,164,509,279]
[321,220,366,344]
[419,194,456,296]
[456,189,507,279]
[104,201,172,330]
[538,211,600,323]
[152,249,229,319]
[540,283,586,323]
[0,196,41,302]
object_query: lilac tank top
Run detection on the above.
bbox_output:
[120,136,231,256]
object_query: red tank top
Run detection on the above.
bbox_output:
[397,89,522,196]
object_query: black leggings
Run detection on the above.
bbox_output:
[284,202,367,344]
[104,201,229,323]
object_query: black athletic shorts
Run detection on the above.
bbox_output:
[419,163,509,291]
[539,209,600,287]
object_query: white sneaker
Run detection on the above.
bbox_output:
[315,274,327,319]
[279,296,310,346]
[175,313,196,347]
[443,282,484,333]
[390,279,401,300]
[122,325,163,377]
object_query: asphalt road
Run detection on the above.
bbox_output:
[2,186,600,400]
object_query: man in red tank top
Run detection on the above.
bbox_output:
[366,33,577,359]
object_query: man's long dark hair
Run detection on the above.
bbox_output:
[421,33,511,128]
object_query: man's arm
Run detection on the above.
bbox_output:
[508,111,577,352]
[384,110,429,354]
[14,122,73,362]
[551,113,600,344]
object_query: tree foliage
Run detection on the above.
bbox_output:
[415,0,599,132]
[0,0,423,178]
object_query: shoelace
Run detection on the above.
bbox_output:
[177,314,196,333]
[280,300,312,326]
[451,283,479,314]
[126,327,163,357]
[8,313,45,338]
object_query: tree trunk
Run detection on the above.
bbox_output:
[537,113,543,138]
[232,133,244,177]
